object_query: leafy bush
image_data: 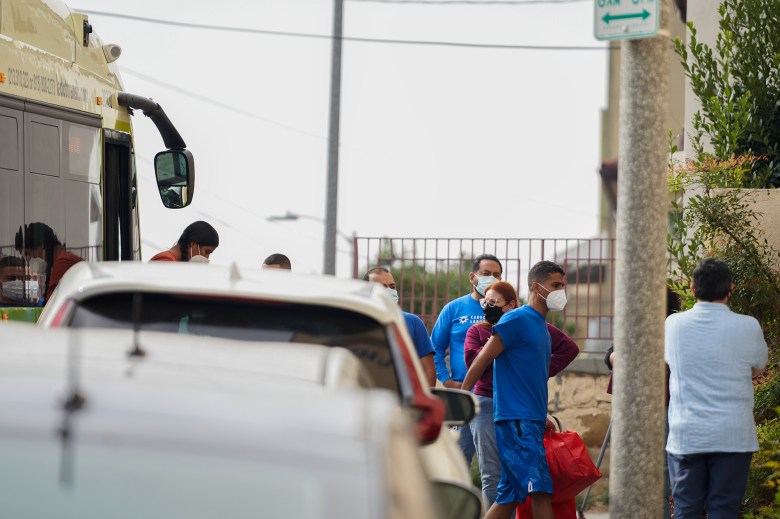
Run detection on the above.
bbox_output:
[745,416,780,517]
[675,0,780,188]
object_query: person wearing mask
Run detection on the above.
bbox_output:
[262,253,291,270]
[15,222,83,303]
[665,258,767,519]
[462,260,568,519]
[149,221,219,263]
[0,256,41,305]
[364,267,436,386]
[465,280,579,507]
[432,253,502,463]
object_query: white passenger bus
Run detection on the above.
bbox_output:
[1,0,195,321]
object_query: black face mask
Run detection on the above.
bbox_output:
[483,305,505,324]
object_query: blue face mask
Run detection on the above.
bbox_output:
[474,275,497,296]
[385,287,399,304]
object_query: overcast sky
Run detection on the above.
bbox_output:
[74,0,609,276]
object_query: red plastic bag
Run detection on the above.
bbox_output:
[545,429,602,503]
[516,496,576,519]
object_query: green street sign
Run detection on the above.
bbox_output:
[594,0,659,41]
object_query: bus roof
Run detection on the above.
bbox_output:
[0,0,130,129]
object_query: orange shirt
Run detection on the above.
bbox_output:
[149,250,177,262]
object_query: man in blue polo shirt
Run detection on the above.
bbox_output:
[462,260,566,519]
[364,267,436,386]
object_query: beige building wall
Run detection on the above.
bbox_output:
[747,190,780,268]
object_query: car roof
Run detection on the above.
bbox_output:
[42,261,401,325]
[2,323,373,390]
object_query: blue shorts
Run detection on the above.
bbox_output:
[494,419,552,505]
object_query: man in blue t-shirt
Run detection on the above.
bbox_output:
[431,254,503,463]
[364,267,436,386]
[462,260,567,519]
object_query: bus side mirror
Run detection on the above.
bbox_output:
[154,149,195,209]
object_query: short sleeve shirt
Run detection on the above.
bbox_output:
[403,312,434,359]
[492,305,551,422]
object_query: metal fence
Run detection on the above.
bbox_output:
[355,237,616,353]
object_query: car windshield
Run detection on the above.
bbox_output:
[68,292,400,393]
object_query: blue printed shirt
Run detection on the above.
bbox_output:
[431,294,485,383]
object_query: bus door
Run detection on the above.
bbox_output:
[103,129,137,261]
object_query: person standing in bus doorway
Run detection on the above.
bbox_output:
[431,253,503,463]
[364,267,436,386]
[262,253,292,270]
[15,222,83,304]
[149,221,219,263]
[462,260,568,519]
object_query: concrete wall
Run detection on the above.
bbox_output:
[748,189,780,268]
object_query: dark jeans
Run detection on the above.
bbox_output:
[667,451,753,519]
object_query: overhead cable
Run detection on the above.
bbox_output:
[77,9,611,51]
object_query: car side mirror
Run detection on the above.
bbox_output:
[154,149,195,208]
[431,388,478,426]
[432,480,484,519]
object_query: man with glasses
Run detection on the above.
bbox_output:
[431,253,502,463]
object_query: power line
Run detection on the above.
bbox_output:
[77,9,611,51]
[350,0,588,4]
[120,67,326,140]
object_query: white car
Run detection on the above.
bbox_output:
[38,262,483,517]
[0,323,452,519]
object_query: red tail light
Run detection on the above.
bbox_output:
[390,324,444,445]
[49,299,75,327]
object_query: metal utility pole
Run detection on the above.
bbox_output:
[324,0,343,276]
[609,0,671,517]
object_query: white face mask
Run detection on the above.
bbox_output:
[189,244,210,264]
[474,275,497,296]
[385,287,399,304]
[1,280,40,303]
[537,283,567,312]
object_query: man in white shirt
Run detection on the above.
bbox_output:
[665,258,768,519]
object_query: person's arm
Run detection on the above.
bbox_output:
[604,344,614,371]
[547,323,579,377]
[462,333,504,391]
[749,318,768,378]
[431,305,454,385]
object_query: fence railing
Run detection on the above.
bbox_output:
[355,237,616,353]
